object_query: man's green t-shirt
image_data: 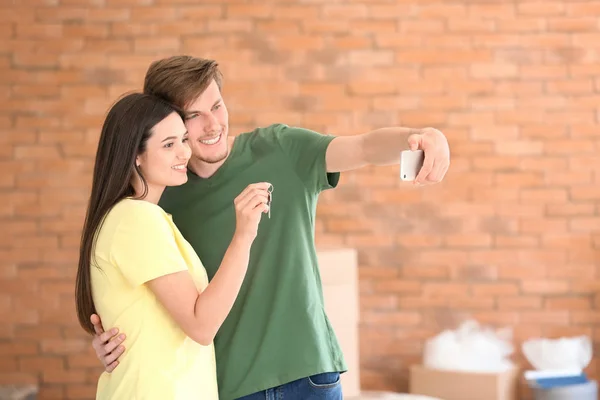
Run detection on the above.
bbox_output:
[158,123,347,400]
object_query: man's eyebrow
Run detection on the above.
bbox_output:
[185,99,222,116]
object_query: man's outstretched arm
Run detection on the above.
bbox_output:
[325,127,450,185]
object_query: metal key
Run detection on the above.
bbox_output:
[267,184,273,219]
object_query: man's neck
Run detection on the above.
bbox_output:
[188,136,236,179]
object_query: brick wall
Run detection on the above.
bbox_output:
[2,1,599,399]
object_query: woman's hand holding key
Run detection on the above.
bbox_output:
[233,182,271,242]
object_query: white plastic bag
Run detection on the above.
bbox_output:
[423,320,515,373]
[522,335,592,377]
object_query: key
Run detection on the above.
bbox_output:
[267,184,273,219]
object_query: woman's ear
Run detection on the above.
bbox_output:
[135,156,141,168]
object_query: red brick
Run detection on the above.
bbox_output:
[180,5,224,18]
[571,64,599,77]
[11,85,60,98]
[547,79,594,94]
[570,218,600,232]
[518,1,564,15]
[521,188,568,202]
[398,49,491,64]
[473,312,520,325]
[352,20,398,34]
[399,19,445,33]
[549,17,598,32]
[12,52,60,68]
[545,326,593,338]
[62,23,108,38]
[299,20,347,33]
[134,37,181,53]
[0,373,38,385]
[86,8,130,22]
[375,33,422,49]
[525,67,570,82]
[520,311,570,325]
[401,265,449,279]
[469,4,515,17]
[496,235,540,248]
[374,280,421,294]
[361,295,398,311]
[322,4,367,18]
[520,218,568,234]
[498,296,543,310]
[570,186,600,201]
[522,280,570,294]
[567,2,600,15]
[66,384,97,399]
[326,218,374,233]
[450,297,496,309]
[368,5,413,18]
[449,19,495,33]
[546,297,591,310]
[0,342,38,356]
[396,234,441,248]
[361,311,422,327]
[547,203,595,216]
[444,234,492,247]
[0,357,18,373]
[422,283,470,297]
[572,312,600,324]
[329,36,372,50]
[271,35,324,51]
[570,124,600,138]
[19,356,64,373]
[43,368,87,384]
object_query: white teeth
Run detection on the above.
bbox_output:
[172,165,186,170]
[200,134,220,145]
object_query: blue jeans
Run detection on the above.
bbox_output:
[236,372,343,400]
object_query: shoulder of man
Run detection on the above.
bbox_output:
[238,123,287,142]
[241,123,325,147]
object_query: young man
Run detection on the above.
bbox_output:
[90,55,450,400]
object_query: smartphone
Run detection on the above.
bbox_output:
[400,149,424,181]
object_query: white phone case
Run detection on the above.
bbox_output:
[400,149,425,181]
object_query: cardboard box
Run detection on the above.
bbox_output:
[409,365,520,400]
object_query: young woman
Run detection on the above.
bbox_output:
[75,92,270,399]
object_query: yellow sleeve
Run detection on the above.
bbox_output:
[110,202,188,287]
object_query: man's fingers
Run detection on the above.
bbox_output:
[426,161,449,183]
[98,328,119,345]
[105,360,120,373]
[407,133,421,151]
[104,345,125,367]
[415,153,434,184]
[103,334,125,355]
[91,314,104,335]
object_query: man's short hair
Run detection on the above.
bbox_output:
[143,55,223,109]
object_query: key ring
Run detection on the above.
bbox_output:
[267,184,273,219]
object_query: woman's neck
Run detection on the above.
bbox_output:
[132,178,164,205]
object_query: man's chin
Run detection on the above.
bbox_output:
[197,151,228,165]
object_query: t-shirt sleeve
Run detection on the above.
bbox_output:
[110,203,188,287]
[270,124,340,193]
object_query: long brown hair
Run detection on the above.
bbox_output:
[75,92,184,335]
